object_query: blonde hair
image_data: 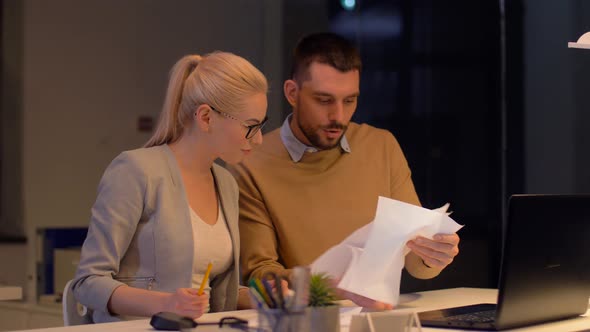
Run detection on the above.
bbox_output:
[145,52,268,147]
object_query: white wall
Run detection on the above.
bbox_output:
[0,244,27,289]
[21,0,282,231]
[2,0,283,303]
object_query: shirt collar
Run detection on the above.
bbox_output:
[279,113,351,162]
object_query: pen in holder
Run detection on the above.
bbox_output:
[249,267,313,332]
[257,307,310,332]
[249,268,341,332]
[250,282,310,332]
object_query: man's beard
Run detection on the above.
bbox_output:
[298,119,348,150]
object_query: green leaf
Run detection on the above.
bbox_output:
[308,273,337,307]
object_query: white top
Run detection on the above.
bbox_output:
[190,204,233,312]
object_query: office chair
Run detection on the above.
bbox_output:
[62,279,93,326]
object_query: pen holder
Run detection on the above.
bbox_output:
[257,308,310,332]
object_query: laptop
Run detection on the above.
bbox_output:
[419,194,590,330]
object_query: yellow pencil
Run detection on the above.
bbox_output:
[198,262,213,295]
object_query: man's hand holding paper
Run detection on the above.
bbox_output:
[407,233,460,269]
[311,196,463,308]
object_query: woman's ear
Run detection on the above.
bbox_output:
[283,79,299,107]
[194,104,212,132]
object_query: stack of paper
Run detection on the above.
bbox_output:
[311,196,463,305]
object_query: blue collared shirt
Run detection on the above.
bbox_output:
[279,114,351,162]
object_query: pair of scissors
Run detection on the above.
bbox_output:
[261,272,289,310]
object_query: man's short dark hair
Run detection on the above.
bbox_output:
[290,32,362,84]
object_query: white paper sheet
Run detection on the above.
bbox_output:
[311,196,463,305]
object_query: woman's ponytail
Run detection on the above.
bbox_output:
[144,55,201,147]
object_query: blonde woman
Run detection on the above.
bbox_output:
[72,52,268,323]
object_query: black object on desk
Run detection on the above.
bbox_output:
[151,312,250,331]
[419,194,590,330]
[150,312,197,330]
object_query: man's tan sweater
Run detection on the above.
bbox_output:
[228,122,442,282]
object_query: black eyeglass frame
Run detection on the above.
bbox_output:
[190,316,249,330]
[210,106,268,139]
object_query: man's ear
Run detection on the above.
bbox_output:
[283,79,299,107]
[194,104,212,132]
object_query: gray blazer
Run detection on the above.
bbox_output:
[72,145,240,323]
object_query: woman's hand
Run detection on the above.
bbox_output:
[163,288,209,319]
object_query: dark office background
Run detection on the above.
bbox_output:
[284,0,590,291]
[327,0,508,291]
[2,0,590,294]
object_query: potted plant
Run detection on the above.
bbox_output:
[308,273,340,332]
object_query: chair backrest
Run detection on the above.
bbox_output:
[62,279,93,326]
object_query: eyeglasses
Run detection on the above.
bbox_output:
[210,106,268,139]
[181,316,253,331]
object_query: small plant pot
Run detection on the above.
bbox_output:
[309,305,340,332]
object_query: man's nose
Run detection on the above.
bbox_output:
[328,102,345,123]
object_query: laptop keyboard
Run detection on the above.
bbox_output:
[447,310,496,324]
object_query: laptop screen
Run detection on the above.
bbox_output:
[419,194,590,330]
[495,194,590,329]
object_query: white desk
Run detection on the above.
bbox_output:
[0,286,22,301]
[10,288,590,332]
